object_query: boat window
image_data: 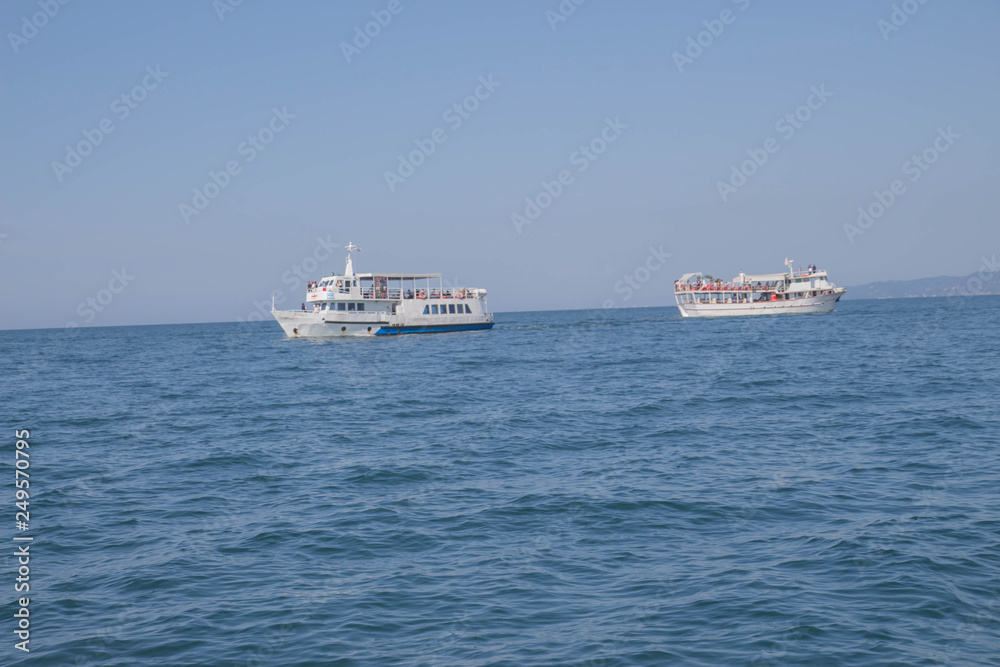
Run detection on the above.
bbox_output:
[423,305,429,314]
[449,304,456,314]
[347,303,355,311]
[464,304,472,314]
[431,305,438,314]
[321,303,327,310]
[357,303,364,311]
[337,303,345,311]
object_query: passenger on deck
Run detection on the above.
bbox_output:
[301,303,306,311]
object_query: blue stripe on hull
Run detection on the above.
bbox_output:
[373,323,494,335]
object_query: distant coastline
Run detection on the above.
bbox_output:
[845,267,1000,299]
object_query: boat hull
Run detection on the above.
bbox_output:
[676,290,843,318]
[271,309,494,337]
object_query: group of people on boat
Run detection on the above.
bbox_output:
[675,279,778,293]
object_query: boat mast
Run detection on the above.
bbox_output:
[345,241,359,277]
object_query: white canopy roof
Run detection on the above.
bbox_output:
[738,272,789,282]
[355,272,441,280]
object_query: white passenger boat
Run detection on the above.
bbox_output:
[271,243,494,337]
[674,259,846,317]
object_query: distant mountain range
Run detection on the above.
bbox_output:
[845,264,1000,299]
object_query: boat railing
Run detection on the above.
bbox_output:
[403,288,474,300]
[360,288,403,299]
[674,284,781,293]
[305,286,353,296]
[307,287,479,300]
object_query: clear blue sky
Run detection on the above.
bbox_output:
[2,0,998,329]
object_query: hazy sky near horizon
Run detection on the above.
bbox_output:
[2,0,998,329]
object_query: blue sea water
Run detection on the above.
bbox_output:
[3,297,1000,666]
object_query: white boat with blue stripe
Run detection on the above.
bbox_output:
[271,242,494,337]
